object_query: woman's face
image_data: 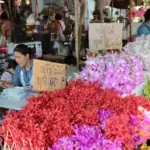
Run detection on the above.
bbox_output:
[14,51,29,67]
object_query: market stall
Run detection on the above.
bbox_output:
[0,0,150,150]
[1,80,150,149]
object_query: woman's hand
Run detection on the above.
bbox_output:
[0,81,14,88]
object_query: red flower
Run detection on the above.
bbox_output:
[0,80,150,149]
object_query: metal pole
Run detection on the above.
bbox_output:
[74,0,79,68]
[129,0,132,39]
[99,0,104,22]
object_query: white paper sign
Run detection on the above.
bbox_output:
[89,23,123,52]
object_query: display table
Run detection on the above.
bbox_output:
[0,87,38,110]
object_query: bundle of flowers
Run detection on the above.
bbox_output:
[77,51,144,95]
[129,7,146,19]
[124,35,150,72]
[49,125,122,150]
[1,80,150,150]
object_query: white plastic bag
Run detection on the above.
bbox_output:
[1,87,37,101]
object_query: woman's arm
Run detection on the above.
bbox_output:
[0,80,14,88]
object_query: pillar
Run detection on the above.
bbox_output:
[32,0,44,14]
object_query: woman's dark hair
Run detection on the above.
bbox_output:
[43,15,48,21]
[14,44,34,58]
[64,55,77,66]
[7,59,17,69]
[0,12,9,20]
[55,14,62,20]
[144,9,150,22]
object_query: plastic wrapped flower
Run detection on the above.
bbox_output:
[124,35,150,72]
[77,51,144,94]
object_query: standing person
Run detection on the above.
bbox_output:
[0,44,34,88]
[55,14,65,41]
[0,12,12,41]
[11,13,27,43]
[137,9,150,36]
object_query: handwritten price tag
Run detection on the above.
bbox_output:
[89,23,123,52]
[33,59,66,91]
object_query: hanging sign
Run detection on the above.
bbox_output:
[89,23,123,52]
[33,59,66,91]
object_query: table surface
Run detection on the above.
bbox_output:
[0,96,27,110]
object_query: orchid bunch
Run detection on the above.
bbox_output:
[77,52,144,94]
[124,35,150,72]
[49,125,122,150]
[50,108,150,150]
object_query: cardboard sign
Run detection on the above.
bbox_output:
[33,59,66,91]
[89,23,123,52]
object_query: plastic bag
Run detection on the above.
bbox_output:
[0,87,37,101]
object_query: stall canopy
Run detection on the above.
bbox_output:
[110,0,130,9]
[110,0,143,9]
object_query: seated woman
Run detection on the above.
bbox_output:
[137,9,150,36]
[0,44,34,88]
[13,44,33,87]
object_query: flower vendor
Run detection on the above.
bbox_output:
[137,9,150,36]
[0,44,34,88]
[12,44,34,87]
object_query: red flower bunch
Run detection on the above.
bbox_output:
[129,7,146,19]
[1,80,150,150]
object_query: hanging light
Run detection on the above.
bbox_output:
[26,0,30,5]
[0,0,4,3]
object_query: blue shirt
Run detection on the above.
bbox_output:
[13,65,33,87]
[137,23,150,36]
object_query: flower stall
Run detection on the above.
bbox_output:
[1,80,150,150]
[0,1,150,150]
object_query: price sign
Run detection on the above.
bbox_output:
[89,23,123,52]
[33,59,66,91]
